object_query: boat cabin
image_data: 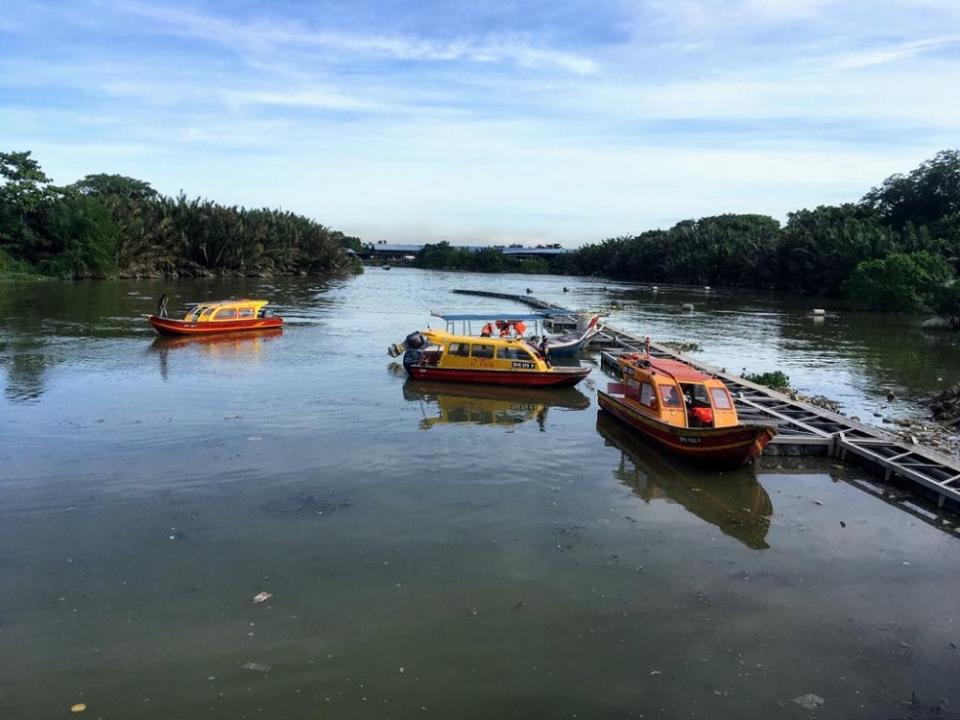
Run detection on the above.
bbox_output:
[413,330,550,373]
[616,355,738,429]
[181,300,271,323]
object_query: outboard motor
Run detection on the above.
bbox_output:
[405,331,426,349]
[388,331,427,358]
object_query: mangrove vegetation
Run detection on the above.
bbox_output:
[0,151,363,279]
[553,149,960,314]
[413,149,960,314]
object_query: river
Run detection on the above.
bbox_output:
[1,269,958,719]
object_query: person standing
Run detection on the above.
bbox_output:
[158,293,169,318]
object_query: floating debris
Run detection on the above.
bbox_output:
[252,591,273,604]
[70,703,87,713]
[792,693,825,710]
[242,662,272,673]
[661,340,701,354]
[262,492,351,515]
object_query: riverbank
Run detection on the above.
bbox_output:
[1,151,364,281]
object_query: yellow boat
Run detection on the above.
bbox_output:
[147,299,283,335]
[598,347,777,467]
[389,329,590,388]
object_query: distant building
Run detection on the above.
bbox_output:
[501,247,570,260]
[358,243,571,262]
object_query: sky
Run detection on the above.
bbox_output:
[2,1,960,247]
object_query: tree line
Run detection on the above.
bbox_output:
[413,243,553,274]
[415,150,960,314]
[0,151,363,279]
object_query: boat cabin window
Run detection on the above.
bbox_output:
[215,308,238,320]
[238,307,255,318]
[682,383,714,427]
[710,387,732,409]
[448,342,470,357]
[639,382,657,408]
[191,306,207,320]
[659,384,683,407]
[471,344,495,359]
[497,346,534,361]
[681,383,711,407]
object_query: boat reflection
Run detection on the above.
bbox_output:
[403,380,590,431]
[149,328,283,380]
[597,411,773,550]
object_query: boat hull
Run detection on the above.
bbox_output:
[546,317,603,358]
[546,338,590,358]
[148,315,284,336]
[404,364,589,388]
[598,391,776,467]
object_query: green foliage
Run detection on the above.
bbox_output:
[0,150,361,279]
[555,149,960,311]
[777,204,898,295]
[413,242,553,274]
[332,232,364,253]
[742,370,791,390]
[565,214,781,287]
[844,251,954,312]
[935,282,960,316]
[37,192,119,278]
[0,150,56,214]
[862,150,960,230]
[70,174,158,200]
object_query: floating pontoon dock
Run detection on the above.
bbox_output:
[453,289,960,512]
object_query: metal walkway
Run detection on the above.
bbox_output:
[454,289,960,510]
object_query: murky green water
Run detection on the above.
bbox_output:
[1,270,958,719]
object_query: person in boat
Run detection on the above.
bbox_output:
[158,293,169,318]
[497,320,510,338]
[480,322,494,337]
[514,320,527,337]
[538,335,551,367]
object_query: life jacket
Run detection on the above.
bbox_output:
[514,321,526,336]
[690,407,714,426]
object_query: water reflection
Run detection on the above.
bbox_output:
[403,380,590,431]
[2,349,54,403]
[596,411,773,550]
[148,329,283,380]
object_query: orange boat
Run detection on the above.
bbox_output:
[598,344,776,468]
[147,299,283,335]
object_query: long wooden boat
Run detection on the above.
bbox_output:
[147,299,283,336]
[542,314,604,357]
[388,329,590,388]
[599,349,776,468]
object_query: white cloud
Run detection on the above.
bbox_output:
[831,35,960,69]
[223,89,391,113]
[117,1,599,74]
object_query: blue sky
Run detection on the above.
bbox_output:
[2,1,959,246]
